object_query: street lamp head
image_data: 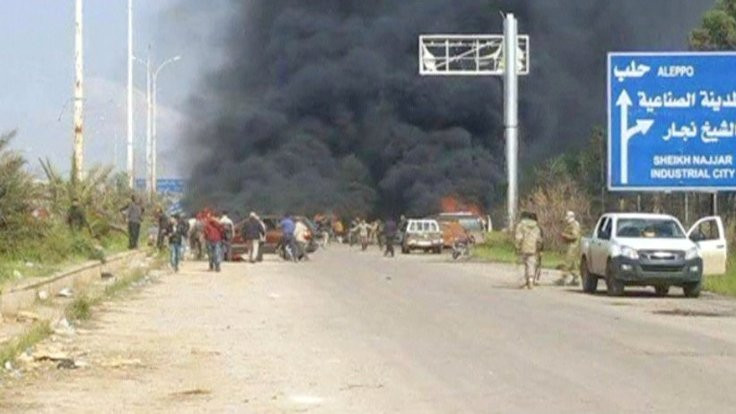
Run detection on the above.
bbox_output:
[172,56,182,62]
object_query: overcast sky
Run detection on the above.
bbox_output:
[0,0,227,179]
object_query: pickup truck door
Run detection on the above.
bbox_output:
[591,216,612,275]
[687,216,728,275]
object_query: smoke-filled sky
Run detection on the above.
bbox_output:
[179,0,713,217]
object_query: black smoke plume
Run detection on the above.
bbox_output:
[180,0,712,217]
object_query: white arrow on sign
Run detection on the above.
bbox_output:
[617,90,654,184]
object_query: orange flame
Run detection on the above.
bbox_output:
[440,196,482,215]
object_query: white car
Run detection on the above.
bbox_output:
[400,219,443,254]
[580,213,727,297]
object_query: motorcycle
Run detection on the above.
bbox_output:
[452,235,475,260]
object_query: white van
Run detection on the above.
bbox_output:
[399,219,443,254]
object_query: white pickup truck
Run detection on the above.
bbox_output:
[580,213,727,297]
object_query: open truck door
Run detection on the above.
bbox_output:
[687,216,728,275]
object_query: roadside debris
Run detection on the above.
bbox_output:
[169,388,212,397]
[56,358,77,370]
[57,287,74,298]
[99,356,143,368]
[32,344,71,362]
[53,318,76,337]
[101,272,114,280]
[16,310,41,322]
[37,290,50,300]
[12,270,22,279]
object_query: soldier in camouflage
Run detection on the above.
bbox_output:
[514,211,543,290]
[556,211,581,286]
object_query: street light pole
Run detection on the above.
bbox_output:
[72,0,84,183]
[503,13,519,228]
[151,55,181,197]
[126,0,134,188]
[145,46,153,199]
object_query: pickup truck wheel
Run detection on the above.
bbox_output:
[581,258,597,294]
[683,281,702,298]
[654,285,670,297]
[605,261,625,297]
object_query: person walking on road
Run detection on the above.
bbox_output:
[556,211,582,286]
[294,219,310,261]
[203,213,225,272]
[514,211,543,290]
[243,212,265,263]
[219,210,235,262]
[155,207,169,251]
[353,219,370,251]
[167,214,189,272]
[280,214,298,262]
[121,195,144,250]
[383,218,397,257]
[531,212,544,286]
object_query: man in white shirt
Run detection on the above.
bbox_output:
[219,211,235,261]
[294,219,310,261]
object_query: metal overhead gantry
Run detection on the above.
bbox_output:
[419,13,530,228]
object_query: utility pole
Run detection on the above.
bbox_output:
[145,46,153,199]
[503,13,519,227]
[127,0,134,188]
[72,0,84,183]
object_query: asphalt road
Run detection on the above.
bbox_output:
[3,245,736,413]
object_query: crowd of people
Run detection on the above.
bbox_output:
[117,198,413,272]
[118,193,583,289]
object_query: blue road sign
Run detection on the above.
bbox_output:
[608,52,736,191]
[156,178,186,194]
[132,178,186,194]
[134,178,146,191]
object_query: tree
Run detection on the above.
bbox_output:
[690,0,736,50]
[0,131,43,251]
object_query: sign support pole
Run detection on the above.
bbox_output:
[712,192,718,216]
[504,13,519,228]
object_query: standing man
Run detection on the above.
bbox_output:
[556,211,582,286]
[383,218,397,257]
[219,210,235,261]
[166,214,189,273]
[294,219,310,261]
[531,212,544,286]
[514,211,543,290]
[66,198,87,232]
[355,219,370,251]
[375,219,385,250]
[280,214,298,262]
[155,207,169,250]
[203,213,225,272]
[121,195,144,250]
[243,212,265,263]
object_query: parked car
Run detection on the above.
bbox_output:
[579,213,727,297]
[399,219,443,254]
[231,215,318,260]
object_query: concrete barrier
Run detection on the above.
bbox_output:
[0,250,150,317]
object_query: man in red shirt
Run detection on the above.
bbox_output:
[203,212,225,272]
